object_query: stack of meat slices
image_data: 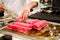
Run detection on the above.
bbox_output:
[8,22,32,33]
[7,17,48,33]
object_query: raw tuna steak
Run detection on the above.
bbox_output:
[14,22,32,28]
[7,23,32,33]
[33,20,47,30]
[27,19,40,24]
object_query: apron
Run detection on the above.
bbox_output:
[2,0,27,17]
[0,0,39,18]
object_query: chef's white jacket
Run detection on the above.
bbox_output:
[0,0,40,17]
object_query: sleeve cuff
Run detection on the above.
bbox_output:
[31,0,39,2]
[30,0,40,12]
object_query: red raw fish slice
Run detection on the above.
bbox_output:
[33,20,47,30]
[7,23,32,33]
[17,26,31,33]
[27,19,39,24]
[14,22,32,28]
[8,24,19,30]
[16,17,24,22]
[8,24,13,29]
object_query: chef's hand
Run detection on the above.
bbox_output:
[21,6,31,20]
[21,2,38,20]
